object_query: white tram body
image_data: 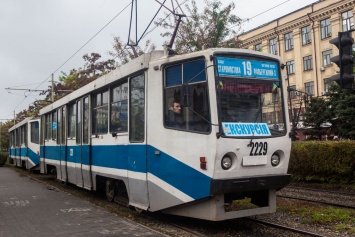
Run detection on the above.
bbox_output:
[38,48,291,221]
[8,117,41,170]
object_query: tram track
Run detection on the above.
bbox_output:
[277,194,355,209]
[286,185,355,196]
[11,167,354,237]
[277,186,355,210]
[245,217,327,237]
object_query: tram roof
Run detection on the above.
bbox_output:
[39,48,283,115]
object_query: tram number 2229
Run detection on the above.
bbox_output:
[249,142,268,156]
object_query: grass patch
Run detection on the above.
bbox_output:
[277,198,355,228]
[228,198,259,211]
[335,223,355,234]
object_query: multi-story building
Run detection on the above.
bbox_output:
[237,0,354,99]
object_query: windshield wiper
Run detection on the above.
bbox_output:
[248,96,265,147]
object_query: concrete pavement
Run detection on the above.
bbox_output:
[0,167,165,237]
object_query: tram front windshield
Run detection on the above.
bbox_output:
[215,56,286,138]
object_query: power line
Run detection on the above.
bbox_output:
[231,0,291,30]
[7,1,132,118]
[248,0,291,22]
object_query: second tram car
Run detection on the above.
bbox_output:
[37,48,291,221]
[8,117,41,170]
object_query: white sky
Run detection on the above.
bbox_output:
[0,0,318,120]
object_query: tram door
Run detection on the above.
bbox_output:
[15,128,20,166]
[127,74,149,209]
[82,97,92,189]
[57,107,67,181]
[74,97,92,189]
[74,100,83,187]
[23,125,28,169]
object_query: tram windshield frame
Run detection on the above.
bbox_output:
[214,55,287,138]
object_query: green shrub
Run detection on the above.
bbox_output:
[289,141,355,184]
[0,152,8,167]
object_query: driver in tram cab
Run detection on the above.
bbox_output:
[167,100,185,128]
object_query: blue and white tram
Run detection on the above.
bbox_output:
[8,117,41,170]
[39,48,291,221]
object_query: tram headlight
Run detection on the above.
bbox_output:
[221,156,232,170]
[271,154,280,167]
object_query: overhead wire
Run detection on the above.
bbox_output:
[230,0,291,30]
[7,0,297,119]
[7,1,132,118]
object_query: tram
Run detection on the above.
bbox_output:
[8,117,41,170]
[16,48,291,221]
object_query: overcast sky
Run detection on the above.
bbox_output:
[0,0,318,120]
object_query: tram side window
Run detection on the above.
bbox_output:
[10,132,13,147]
[93,90,109,135]
[21,125,27,146]
[164,59,211,133]
[52,111,57,140]
[57,107,66,145]
[76,100,81,144]
[83,97,89,144]
[68,103,76,138]
[111,81,128,133]
[130,74,145,142]
[30,121,39,144]
[16,129,20,146]
[45,114,52,140]
[40,116,45,145]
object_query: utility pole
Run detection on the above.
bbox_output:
[52,73,54,102]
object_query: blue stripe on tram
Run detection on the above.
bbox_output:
[41,144,211,200]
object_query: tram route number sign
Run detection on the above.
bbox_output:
[216,57,279,80]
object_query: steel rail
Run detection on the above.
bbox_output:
[246,217,327,237]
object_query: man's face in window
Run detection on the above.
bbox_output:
[173,102,181,114]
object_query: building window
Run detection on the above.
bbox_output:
[324,81,329,93]
[93,90,109,135]
[322,50,332,66]
[301,26,311,45]
[320,18,331,39]
[305,81,314,95]
[255,43,262,51]
[303,55,313,71]
[286,60,295,74]
[269,38,277,54]
[288,85,297,99]
[342,10,354,31]
[284,32,293,51]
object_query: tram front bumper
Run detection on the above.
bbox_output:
[210,174,292,195]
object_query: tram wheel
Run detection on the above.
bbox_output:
[134,207,144,213]
[105,179,115,202]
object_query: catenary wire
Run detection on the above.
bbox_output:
[7,0,299,118]
[7,1,132,118]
